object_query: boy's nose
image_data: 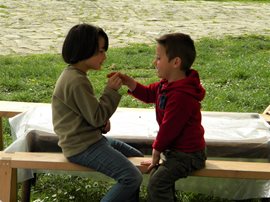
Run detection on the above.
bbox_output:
[152,59,157,67]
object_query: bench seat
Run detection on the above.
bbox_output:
[2,151,270,201]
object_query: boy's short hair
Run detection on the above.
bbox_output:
[156,33,196,72]
[62,23,109,64]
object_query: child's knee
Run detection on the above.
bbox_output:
[133,169,143,186]
[148,174,160,190]
[124,167,143,187]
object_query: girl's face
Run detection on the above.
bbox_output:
[153,44,174,80]
[85,37,107,71]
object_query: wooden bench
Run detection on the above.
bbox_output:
[1,101,270,201]
[0,152,147,202]
[2,151,270,202]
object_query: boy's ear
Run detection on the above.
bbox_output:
[173,57,182,68]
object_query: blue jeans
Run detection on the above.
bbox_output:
[68,137,143,202]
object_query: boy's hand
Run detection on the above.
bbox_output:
[141,149,161,173]
[118,73,137,91]
[107,72,122,91]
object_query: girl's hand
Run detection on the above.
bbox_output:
[101,120,110,134]
[107,72,117,78]
[107,72,122,91]
[107,72,137,91]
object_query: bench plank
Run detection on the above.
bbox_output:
[0,152,147,172]
[1,152,270,179]
[0,152,149,173]
[194,160,270,179]
[2,151,270,202]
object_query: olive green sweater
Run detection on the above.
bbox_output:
[52,66,121,157]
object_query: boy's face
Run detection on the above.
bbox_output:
[153,44,175,80]
[85,37,107,71]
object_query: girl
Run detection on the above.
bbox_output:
[52,23,143,202]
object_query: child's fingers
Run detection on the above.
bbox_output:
[118,73,127,80]
[107,71,117,78]
[107,72,127,80]
[147,164,159,173]
[140,160,152,166]
[111,73,122,83]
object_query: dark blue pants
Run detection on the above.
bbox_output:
[147,149,206,202]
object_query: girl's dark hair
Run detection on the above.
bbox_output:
[62,23,109,64]
[156,33,196,72]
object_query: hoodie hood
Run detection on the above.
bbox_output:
[160,69,205,102]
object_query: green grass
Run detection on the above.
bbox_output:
[1,35,270,201]
[1,35,269,112]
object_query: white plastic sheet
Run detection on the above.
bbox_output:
[5,105,270,199]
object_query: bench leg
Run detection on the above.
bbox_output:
[0,117,3,151]
[21,176,37,202]
[0,159,17,202]
[21,180,31,202]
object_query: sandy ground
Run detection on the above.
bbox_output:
[0,0,269,55]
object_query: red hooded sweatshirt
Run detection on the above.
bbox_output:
[129,69,206,153]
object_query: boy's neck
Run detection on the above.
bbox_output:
[168,71,186,83]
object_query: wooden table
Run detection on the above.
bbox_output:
[0,101,50,150]
[262,104,270,123]
[1,101,269,151]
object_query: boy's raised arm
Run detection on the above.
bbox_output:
[107,72,137,91]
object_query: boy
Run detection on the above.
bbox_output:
[120,33,206,201]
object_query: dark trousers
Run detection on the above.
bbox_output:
[147,149,206,202]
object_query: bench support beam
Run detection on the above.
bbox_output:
[0,117,2,151]
[0,158,17,202]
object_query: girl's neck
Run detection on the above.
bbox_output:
[73,62,88,73]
